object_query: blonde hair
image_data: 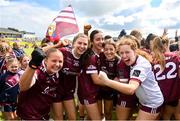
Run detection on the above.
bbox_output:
[6,56,19,67]
[72,33,88,46]
[117,35,152,62]
[161,36,169,50]
[104,38,116,50]
[151,37,166,70]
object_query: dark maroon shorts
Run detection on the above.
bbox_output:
[54,91,75,102]
[97,89,114,100]
[139,104,162,114]
[116,93,138,108]
[78,94,98,105]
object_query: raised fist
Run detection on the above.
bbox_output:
[84,24,92,34]
[29,47,46,69]
[84,24,91,30]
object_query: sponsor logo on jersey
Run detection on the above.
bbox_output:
[132,70,141,77]
[109,62,114,67]
[87,65,96,70]
[73,61,79,67]
[42,86,57,97]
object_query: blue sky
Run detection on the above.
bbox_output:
[0,0,180,39]
[150,0,161,7]
[18,0,61,10]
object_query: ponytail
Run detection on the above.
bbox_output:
[151,37,166,70]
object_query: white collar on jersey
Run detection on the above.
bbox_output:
[92,49,100,57]
[72,49,80,59]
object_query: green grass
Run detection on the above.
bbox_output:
[21,41,41,56]
[24,48,34,56]
[8,41,41,56]
[0,112,3,120]
[13,41,41,56]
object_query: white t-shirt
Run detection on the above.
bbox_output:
[130,55,164,108]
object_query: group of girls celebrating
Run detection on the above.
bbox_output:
[0,28,179,120]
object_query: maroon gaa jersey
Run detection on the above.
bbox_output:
[17,64,59,120]
[78,51,100,99]
[153,52,180,103]
[99,53,119,79]
[56,47,82,101]
[116,60,130,80]
[99,53,119,93]
[59,47,81,76]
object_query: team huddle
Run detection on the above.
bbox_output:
[0,27,180,120]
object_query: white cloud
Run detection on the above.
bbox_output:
[0,0,57,38]
[124,0,177,37]
[0,0,10,6]
[0,0,179,39]
[98,14,135,27]
[68,0,150,17]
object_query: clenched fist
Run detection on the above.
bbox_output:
[84,24,92,35]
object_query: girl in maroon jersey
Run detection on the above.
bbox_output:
[51,33,89,120]
[17,48,63,120]
[77,30,105,120]
[97,37,119,120]
[0,57,20,120]
[151,36,180,120]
